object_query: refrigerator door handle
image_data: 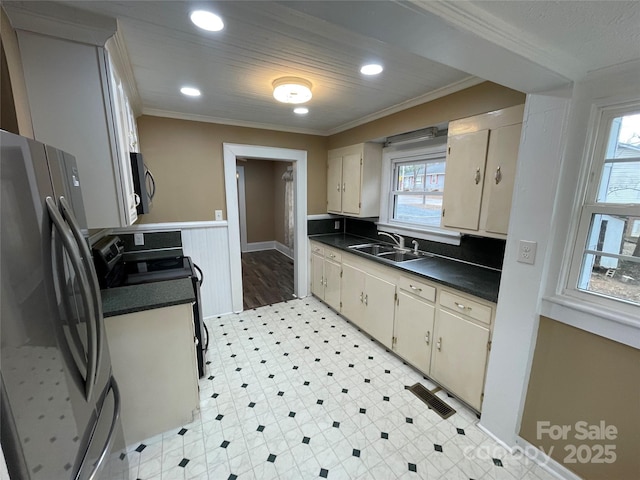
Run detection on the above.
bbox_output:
[46,197,98,402]
[59,196,104,379]
[87,377,121,480]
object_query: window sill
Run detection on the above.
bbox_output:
[540,294,640,349]
[376,222,461,246]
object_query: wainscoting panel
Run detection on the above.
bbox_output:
[114,221,233,318]
[181,225,233,319]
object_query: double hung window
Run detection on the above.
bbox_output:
[569,103,640,309]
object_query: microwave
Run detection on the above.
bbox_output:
[130,152,155,214]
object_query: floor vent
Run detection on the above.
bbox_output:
[408,383,456,419]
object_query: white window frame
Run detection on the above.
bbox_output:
[565,100,640,316]
[378,139,461,245]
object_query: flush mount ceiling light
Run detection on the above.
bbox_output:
[190,10,224,32]
[180,86,201,97]
[272,77,312,104]
[293,107,309,115]
[360,63,383,75]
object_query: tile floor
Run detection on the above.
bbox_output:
[124,297,559,480]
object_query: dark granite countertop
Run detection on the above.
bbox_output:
[309,233,501,303]
[101,277,195,317]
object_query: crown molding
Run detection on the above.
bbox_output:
[408,0,584,81]
[106,25,142,116]
[3,1,116,46]
[324,76,484,136]
[141,109,326,136]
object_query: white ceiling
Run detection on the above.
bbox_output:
[18,1,640,135]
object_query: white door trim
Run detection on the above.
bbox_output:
[236,165,248,252]
[223,143,308,312]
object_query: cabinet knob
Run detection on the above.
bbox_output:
[495,166,502,185]
[474,168,482,185]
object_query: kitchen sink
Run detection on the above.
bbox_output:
[348,243,396,256]
[377,250,423,262]
[348,243,424,263]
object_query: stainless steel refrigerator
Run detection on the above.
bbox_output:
[1,130,128,479]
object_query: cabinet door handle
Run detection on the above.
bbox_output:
[360,292,364,303]
[336,183,341,192]
[409,284,422,293]
[329,253,335,258]
[425,332,430,345]
[454,301,471,311]
[364,294,368,306]
[495,166,502,184]
[342,182,346,192]
[474,168,481,185]
[436,337,442,351]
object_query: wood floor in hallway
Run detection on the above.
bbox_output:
[241,249,295,310]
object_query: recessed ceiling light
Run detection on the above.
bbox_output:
[360,64,383,76]
[294,107,309,115]
[272,77,313,104]
[190,10,224,32]
[180,86,201,97]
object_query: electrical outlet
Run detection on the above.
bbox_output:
[134,233,144,246]
[517,240,537,265]
[334,220,341,230]
[215,210,223,221]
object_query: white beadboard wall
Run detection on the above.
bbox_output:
[112,221,233,318]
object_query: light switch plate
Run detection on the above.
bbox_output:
[215,210,223,221]
[517,240,537,265]
[334,220,341,230]
[134,233,144,246]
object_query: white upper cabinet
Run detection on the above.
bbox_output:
[442,104,524,238]
[327,143,382,217]
[12,11,139,228]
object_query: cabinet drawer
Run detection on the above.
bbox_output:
[397,276,436,303]
[439,291,492,325]
[311,243,324,255]
[325,249,342,262]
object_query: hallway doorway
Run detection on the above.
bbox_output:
[223,143,308,312]
[236,159,295,309]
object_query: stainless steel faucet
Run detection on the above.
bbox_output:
[378,231,406,250]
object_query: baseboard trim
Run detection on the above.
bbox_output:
[243,241,276,253]
[275,241,294,259]
[514,437,582,480]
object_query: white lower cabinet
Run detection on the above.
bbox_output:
[393,288,436,374]
[309,242,495,411]
[104,303,199,445]
[431,309,490,410]
[341,260,395,349]
[310,243,341,311]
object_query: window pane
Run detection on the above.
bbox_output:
[577,213,640,305]
[393,194,442,227]
[396,161,445,193]
[598,113,640,204]
[605,114,640,159]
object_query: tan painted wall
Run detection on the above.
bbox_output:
[243,159,275,243]
[136,115,328,223]
[328,82,525,149]
[520,316,640,480]
[1,7,33,137]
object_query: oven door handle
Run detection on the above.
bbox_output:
[193,263,204,287]
[59,196,104,382]
[46,197,97,402]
